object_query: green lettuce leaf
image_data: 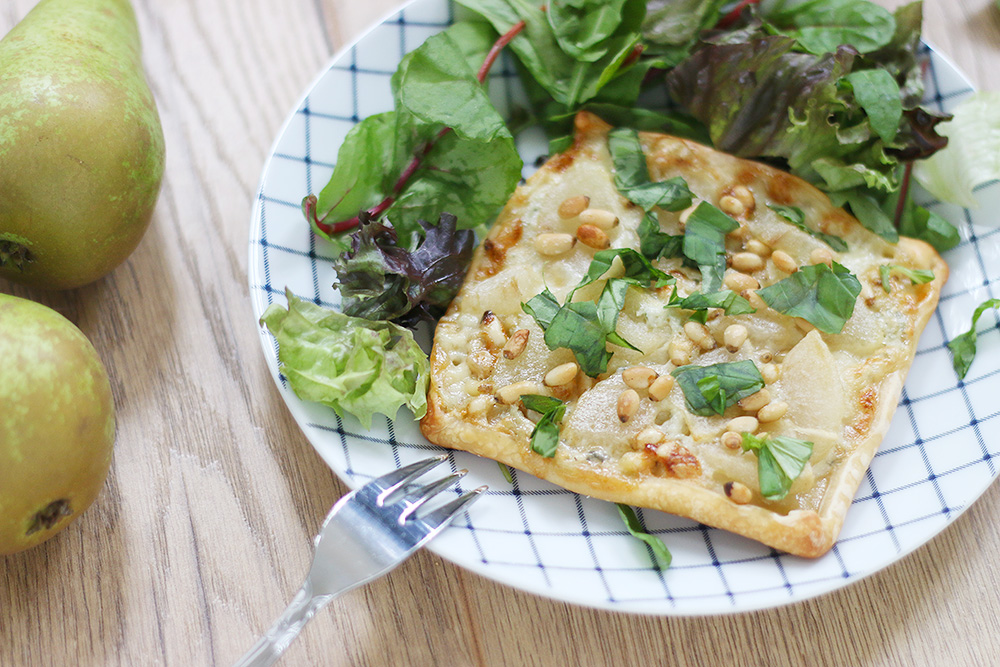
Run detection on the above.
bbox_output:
[767,0,896,55]
[913,92,1000,209]
[307,24,522,243]
[259,290,429,429]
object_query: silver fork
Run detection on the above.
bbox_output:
[234,454,485,667]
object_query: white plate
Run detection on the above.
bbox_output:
[249,0,1000,615]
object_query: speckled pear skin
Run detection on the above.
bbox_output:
[0,0,165,289]
[0,292,115,554]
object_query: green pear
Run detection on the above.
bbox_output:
[0,0,165,290]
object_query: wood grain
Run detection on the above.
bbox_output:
[1,1,998,665]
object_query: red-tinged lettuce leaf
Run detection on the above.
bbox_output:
[665,35,857,167]
[332,212,475,326]
[259,290,429,430]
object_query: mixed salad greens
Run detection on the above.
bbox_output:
[260,0,1000,560]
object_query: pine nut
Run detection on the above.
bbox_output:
[725,416,758,433]
[558,195,590,219]
[623,366,658,390]
[683,321,714,350]
[810,246,833,266]
[757,400,788,423]
[544,362,578,387]
[578,208,619,230]
[724,481,753,504]
[534,232,576,256]
[721,430,743,449]
[745,289,767,310]
[635,426,665,448]
[759,351,774,364]
[668,338,693,366]
[724,270,759,292]
[502,329,530,359]
[719,194,746,217]
[738,389,770,412]
[648,374,675,401]
[745,239,771,257]
[761,363,780,384]
[771,249,798,273]
[732,252,765,272]
[496,381,542,405]
[617,389,640,422]
[723,324,748,353]
[731,185,756,211]
[576,224,610,249]
[481,311,507,347]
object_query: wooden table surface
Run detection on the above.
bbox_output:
[2,1,1000,665]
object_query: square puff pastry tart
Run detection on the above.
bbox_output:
[420,111,947,557]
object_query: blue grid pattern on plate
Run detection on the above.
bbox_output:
[249,0,999,614]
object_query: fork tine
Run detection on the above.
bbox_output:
[416,485,487,531]
[396,470,468,524]
[370,454,449,505]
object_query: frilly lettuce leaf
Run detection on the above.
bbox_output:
[332,212,475,327]
[260,290,429,429]
[913,91,1000,209]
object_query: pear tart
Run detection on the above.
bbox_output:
[420,112,947,557]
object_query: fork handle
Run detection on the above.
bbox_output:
[234,582,334,667]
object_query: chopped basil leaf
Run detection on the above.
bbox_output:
[756,262,862,334]
[524,250,673,376]
[947,298,1000,379]
[672,360,764,416]
[616,504,672,567]
[571,248,673,297]
[676,290,755,323]
[638,212,684,261]
[523,278,639,377]
[608,127,692,261]
[879,264,935,293]
[608,127,694,212]
[768,204,848,252]
[521,394,567,457]
[498,462,514,484]
[521,288,561,330]
[741,433,814,501]
[683,202,740,293]
[520,394,565,414]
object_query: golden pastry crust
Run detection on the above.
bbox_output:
[421,112,948,557]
